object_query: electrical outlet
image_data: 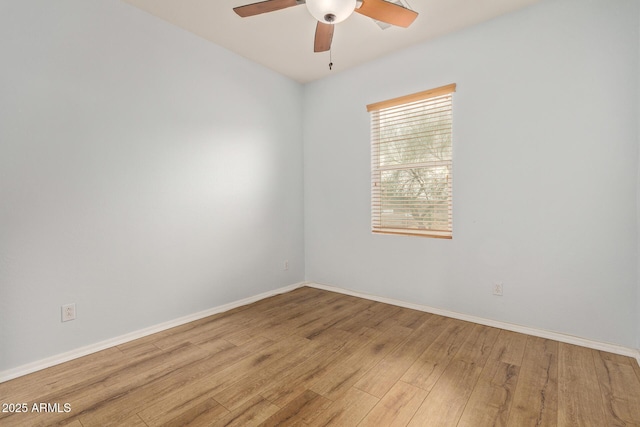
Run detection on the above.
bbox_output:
[61,303,76,322]
[284,260,289,271]
[492,282,503,296]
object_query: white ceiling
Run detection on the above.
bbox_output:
[122,0,541,83]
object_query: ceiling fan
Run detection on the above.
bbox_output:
[233,0,418,53]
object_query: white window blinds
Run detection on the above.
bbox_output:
[368,83,456,239]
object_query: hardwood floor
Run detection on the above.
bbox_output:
[1,286,639,426]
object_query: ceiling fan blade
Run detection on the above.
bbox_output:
[314,22,334,52]
[233,0,303,17]
[355,0,418,28]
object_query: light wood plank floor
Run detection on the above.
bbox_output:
[1,287,640,426]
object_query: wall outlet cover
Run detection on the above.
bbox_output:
[493,283,503,296]
[62,303,76,322]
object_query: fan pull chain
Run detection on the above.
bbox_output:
[329,48,333,70]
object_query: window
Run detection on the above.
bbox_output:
[368,83,456,238]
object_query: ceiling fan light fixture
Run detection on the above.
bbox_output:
[306,0,356,24]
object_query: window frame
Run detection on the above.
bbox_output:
[367,83,456,239]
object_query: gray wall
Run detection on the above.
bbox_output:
[304,0,640,348]
[0,0,304,371]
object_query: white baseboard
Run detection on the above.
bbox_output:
[2,279,638,383]
[307,282,640,365]
[0,282,307,383]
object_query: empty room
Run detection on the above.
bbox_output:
[1,0,639,425]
